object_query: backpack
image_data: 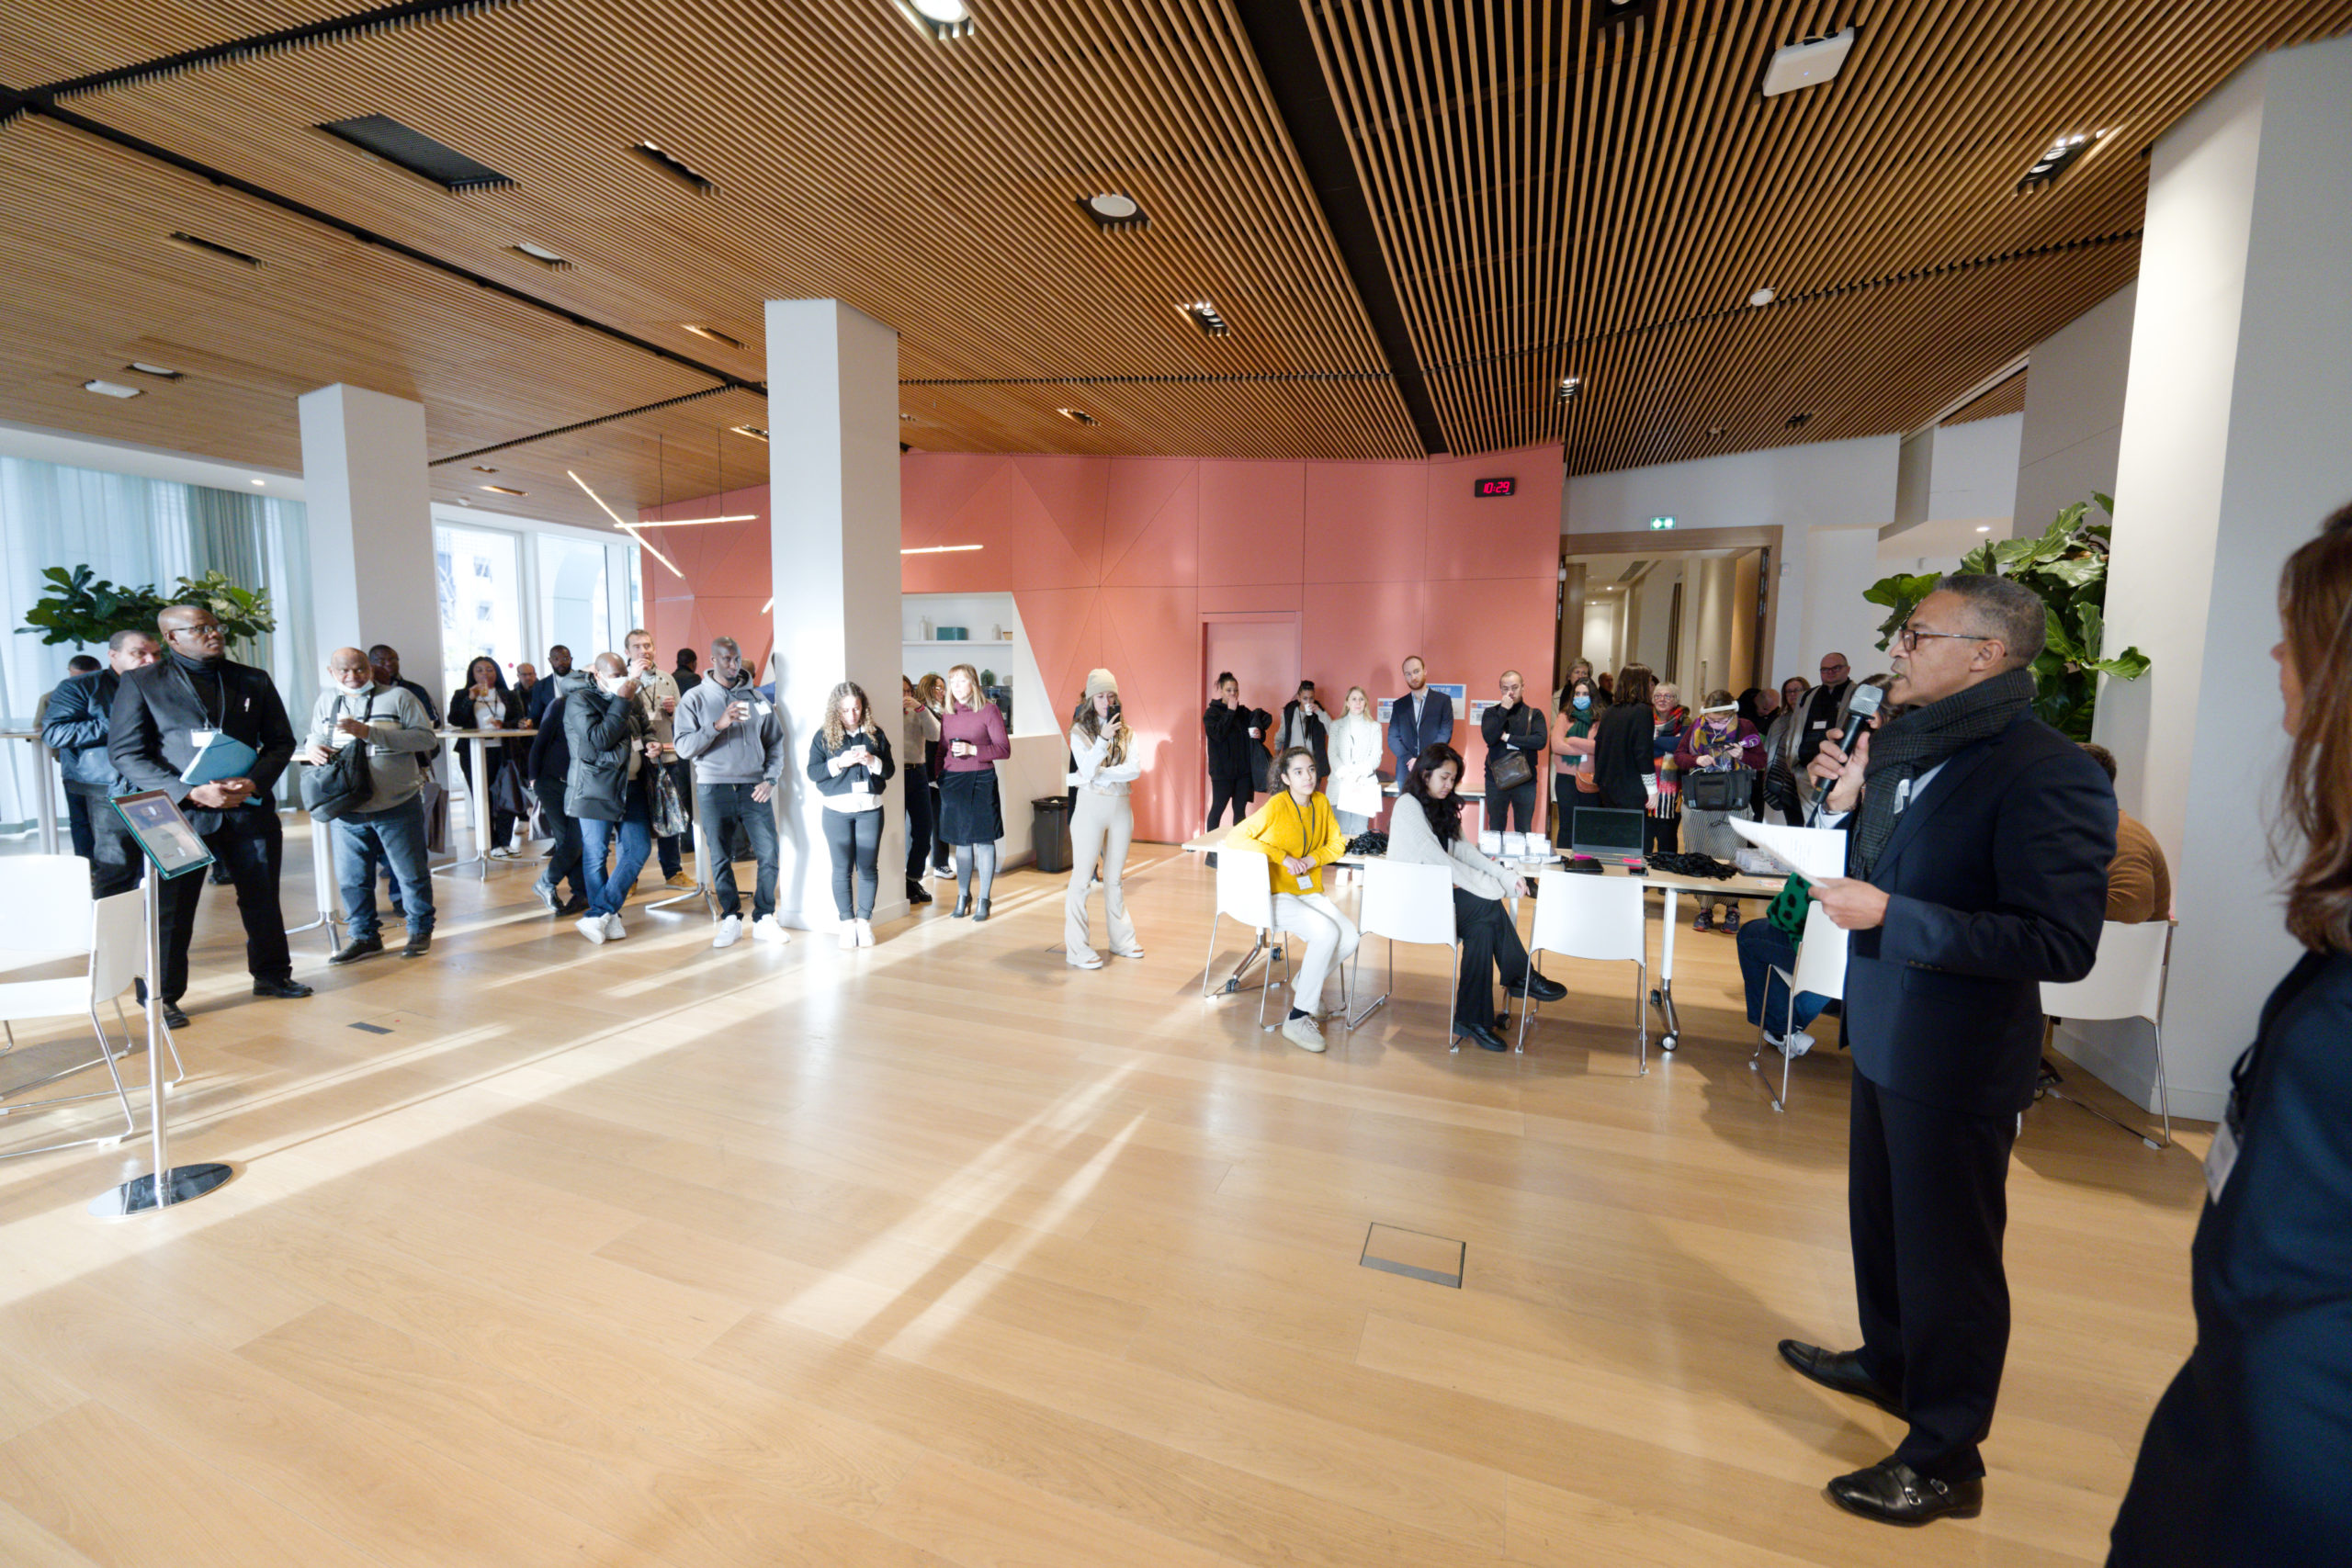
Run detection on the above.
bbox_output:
[301,694,377,822]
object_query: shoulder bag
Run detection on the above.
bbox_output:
[1489,706,1534,792]
[301,695,376,822]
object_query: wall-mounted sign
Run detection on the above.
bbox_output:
[1474,476,1517,498]
[1648,515,1678,531]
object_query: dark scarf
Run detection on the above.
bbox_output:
[1850,666,2035,876]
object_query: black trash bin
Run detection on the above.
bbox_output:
[1031,795,1073,874]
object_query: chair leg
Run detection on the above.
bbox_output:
[88,1010,137,1138]
[1514,956,1539,1055]
[2151,1021,2172,1149]
[1200,911,1221,1001]
[1446,942,1460,1055]
[1635,960,1648,1076]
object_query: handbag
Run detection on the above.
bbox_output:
[1487,705,1534,792]
[300,695,376,822]
[650,762,688,838]
[1686,768,1748,812]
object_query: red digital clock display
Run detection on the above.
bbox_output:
[1474,476,1517,498]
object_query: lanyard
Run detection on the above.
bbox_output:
[173,660,229,730]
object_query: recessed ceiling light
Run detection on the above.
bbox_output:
[632,141,715,194]
[893,0,975,40]
[1748,287,1776,307]
[1786,412,1812,428]
[728,424,769,442]
[471,464,497,473]
[1706,425,1725,436]
[481,484,526,495]
[2018,131,2100,193]
[125,361,183,380]
[682,323,744,349]
[1596,0,1656,24]
[1975,525,1992,533]
[1057,407,1100,426]
[83,378,141,399]
[511,242,571,268]
[1557,376,1583,401]
[1181,299,1228,337]
[1760,27,1857,96]
[1078,193,1148,232]
[250,478,266,486]
[167,231,262,267]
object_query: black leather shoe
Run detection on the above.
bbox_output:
[156,1000,189,1030]
[1826,1459,1982,1526]
[1778,1340,1905,1417]
[1453,1020,1510,1052]
[557,896,590,917]
[1506,974,1569,1003]
[401,932,432,959]
[329,935,383,965]
[252,977,314,999]
[972,898,990,923]
[907,878,933,906]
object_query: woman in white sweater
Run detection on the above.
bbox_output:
[1063,668,1145,969]
[1326,684,1385,838]
[1387,743,1567,1051]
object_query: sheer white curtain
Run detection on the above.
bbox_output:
[0,457,313,835]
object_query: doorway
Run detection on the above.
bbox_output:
[1561,547,1767,701]
[1201,613,1300,810]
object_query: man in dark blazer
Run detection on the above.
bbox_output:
[108,604,311,1028]
[1781,575,2112,1525]
[1794,649,1854,765]
[1386,654,1455,780]
[41,628,160,892]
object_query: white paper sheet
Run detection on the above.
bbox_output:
[1728,818,1848,882]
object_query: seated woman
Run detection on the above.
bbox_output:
[1736,915,1838,1058]
[1229,747,1359,1055]
[1389,742,1566,1053]
[1674,688,1764,932]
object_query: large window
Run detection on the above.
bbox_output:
[536,533,612,667]
[435,524,526,704]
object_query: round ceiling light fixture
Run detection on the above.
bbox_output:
[1748,287,1776,307]
[910,0,968,17]
[892,0,974,41]
[1079,192,1148,231]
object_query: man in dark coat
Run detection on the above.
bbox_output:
[107,604,312,1027]
[42,628,159,890]
[1780,576,2112,1525]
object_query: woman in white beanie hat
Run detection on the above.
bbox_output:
[1065,668,1145,969]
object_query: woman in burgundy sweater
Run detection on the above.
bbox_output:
[936,662,1012,920]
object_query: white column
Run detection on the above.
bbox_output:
[765,300,904,931]
[2091,34,2352,1117]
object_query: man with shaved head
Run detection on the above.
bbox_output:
[109,604,310,1027]
[301,647,439,964]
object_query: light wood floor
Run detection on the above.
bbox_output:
[0,828,2206,1566]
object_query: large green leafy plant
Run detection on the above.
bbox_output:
[18,565,275,653]
[1862,495,2148,739]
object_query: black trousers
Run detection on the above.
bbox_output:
[539,779,586,900]
[66,791,96,859]
[1205,776,1253,833]
[89,799,147,900]
[1453,886,1531,1032]
[904,770,933,882]
[1487,778,1538,834]
[1849,1072,2019,1483]
[156,807,292,1003]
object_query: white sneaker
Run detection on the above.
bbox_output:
[1771,1029,1815,1059]
[1281,1014,1327,1054]
[1068,948,1104,970]
[489,846,516,860]
[712,915,742,949]
[838,924,857,950]
[1111,945,1145,960]
[604,913,626,942]
[752,915,791,944]
[576,915,608,945]
[855,919,876,948]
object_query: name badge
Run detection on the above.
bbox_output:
[191,728,218,746]
[2205,1120,2240,1203]
[754,702,771,717]
[1810,720,1826,729]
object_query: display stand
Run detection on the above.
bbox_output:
[88,791,234,1218]
[285,808,343,948]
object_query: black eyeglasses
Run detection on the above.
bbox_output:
[1896,624,1989,652]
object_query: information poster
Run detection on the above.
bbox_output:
[108,790,216,879]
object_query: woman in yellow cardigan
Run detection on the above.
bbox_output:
[1227,746,1360,1053]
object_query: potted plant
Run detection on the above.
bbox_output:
[17,565,274,656]
[1861,495,2148,740]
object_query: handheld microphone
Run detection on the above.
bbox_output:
[1847,684,1884,726]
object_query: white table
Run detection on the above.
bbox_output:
[0,725,62,855]
[441,726,527,878]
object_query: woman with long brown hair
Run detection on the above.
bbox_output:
[804,679,895,948]
[937,661,1010,920]
[2109,503,2352,1563]
[1063,669,1145,968]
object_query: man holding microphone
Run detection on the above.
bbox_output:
[673,636,789,949]
[1776,575,2112,1525]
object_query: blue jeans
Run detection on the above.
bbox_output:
[581,778,654,919]
[1737,918,1830,1032]
[537,779,586,901]
[334,795,435,941]
[697,782,777,919]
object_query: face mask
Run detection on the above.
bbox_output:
[1572,694,1590,711]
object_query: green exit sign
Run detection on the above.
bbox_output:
[1648,515,1677,531]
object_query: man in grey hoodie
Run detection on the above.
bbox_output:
[302,646,439,963]
[673,636,789,948]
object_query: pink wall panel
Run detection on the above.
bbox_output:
[1197,458,1303,588]
[1302,578,1426,728]
[1196,583,1305,615]
[1423,446,1564,582]
[1097,583,1203,842]
[1424,574,1559,818]
[1103,458,1198,589]
[1303,461,1428,584]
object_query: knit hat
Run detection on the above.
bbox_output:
[1084,668,1118,699]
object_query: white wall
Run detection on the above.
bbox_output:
[901,591,1050,737]
[1798,527,1892,681]
[1566,433,1900,684]
[2015,285,2138,537]
[1924,414,2021,525]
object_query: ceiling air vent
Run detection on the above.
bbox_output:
[320,115,511,192]
[682,324,744,349]
[1057,407,1101,427]
[633,141,715,194]
[728,424,769,443]
[167,231,261,266]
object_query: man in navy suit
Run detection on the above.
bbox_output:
[1778,574,2112,1525]
[1385,654,1454,782]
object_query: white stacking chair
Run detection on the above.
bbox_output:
[1516,870,1649,1071]
[1348,860,1457,1044]
[2040,920,2174,1149]
[1202,844,1291,1028]
[1753,902,1849,1112]
[1,858,154,1158]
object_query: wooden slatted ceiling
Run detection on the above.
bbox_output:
[1306,0,2352,468]
[3,0,2349,491]
[1944,368,2028,425]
